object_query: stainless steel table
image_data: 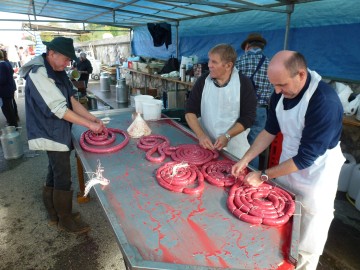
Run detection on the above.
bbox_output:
[72,109,300,270]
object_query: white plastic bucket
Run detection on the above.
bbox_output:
[348,164,360,199]
[134,95,154,114]
[142,99,163,121]
[355,188,360,211]
[338,153,356,192]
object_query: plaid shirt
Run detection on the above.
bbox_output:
[235,49,273,106]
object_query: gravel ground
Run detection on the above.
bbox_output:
[0,95,126,270]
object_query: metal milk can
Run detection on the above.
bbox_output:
[100,72,110,92]
[0,126,24,160]
[116,79,129,103]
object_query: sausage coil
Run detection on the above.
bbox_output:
[156,161,205,195]
[137,135,170,163]
[227,182,296,226]
[80,128,129,153]
[201,160,239,187]
[170,144,219,166]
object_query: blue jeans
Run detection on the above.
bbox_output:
[46,151,72,191]
[248,107,268,169]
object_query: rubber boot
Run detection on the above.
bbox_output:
[42,185,58,225]
[43,185,81,226]
[53,189,90,234]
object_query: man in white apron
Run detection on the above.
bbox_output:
[232,50,344,270]
[185,44,257,159]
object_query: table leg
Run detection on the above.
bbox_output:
[76,153,90,203]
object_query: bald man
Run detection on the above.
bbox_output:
[232,50,344,270]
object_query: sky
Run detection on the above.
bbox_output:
[0,11,64,46]
[0,12,25,44]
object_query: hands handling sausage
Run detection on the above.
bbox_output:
[198,133,229,152]
[231,158,265,187]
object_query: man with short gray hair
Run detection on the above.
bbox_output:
[73,52,93,93]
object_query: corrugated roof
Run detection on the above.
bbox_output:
[0,0,318,29]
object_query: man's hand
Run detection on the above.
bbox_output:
[198,134,215,150]
[231,159,248,177]
[88,120,105,134]
[242,171,263,187]
[214,134,228,151]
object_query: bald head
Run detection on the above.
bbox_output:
[269,50,307,77]
[267,50,308,98]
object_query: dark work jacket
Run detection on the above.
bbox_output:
[147,23,172,49]
[0,60,16,98]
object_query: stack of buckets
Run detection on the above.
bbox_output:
[134,95,163,121]
[338,153,360,211]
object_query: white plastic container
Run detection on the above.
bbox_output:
[355,189,360,211]
[338,153,356,192]
[348,164,360,199]
[142,99,163,121]
[134,95,154,114]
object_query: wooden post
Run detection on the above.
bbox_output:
[76,154,90,203]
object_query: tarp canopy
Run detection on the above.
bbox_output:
[132,0,360,82]
[0,0,359,81]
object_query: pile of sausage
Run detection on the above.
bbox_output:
[137,134,296,226]
[80,128,129,153]
[137,135,218,166]
[227,181,296,226]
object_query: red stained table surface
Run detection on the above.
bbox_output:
[72,109,300,270]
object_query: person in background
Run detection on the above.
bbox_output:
[185,43,257,159]
[2,49,20,122]
[19,37,105,234]
[72,52,93,92]
[232,50,344,270]
[0,50,18,127]
[235,33,273,169]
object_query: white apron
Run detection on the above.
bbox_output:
[200,68,250,159]
[274,70,345,255]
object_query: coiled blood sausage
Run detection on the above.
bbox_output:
[227,181,296,226]
[156,161,205,195]
[80,128,129,153]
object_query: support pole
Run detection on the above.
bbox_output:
[284,4,294,50]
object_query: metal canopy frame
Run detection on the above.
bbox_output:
[0,0,320,51]
[0,0,318,29]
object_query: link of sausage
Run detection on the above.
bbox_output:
[137,135,170,162]
[87,128,109,142]
[201,160,237,187]
[233,209,263,225]
[170,144,218,166]
[156,161,205,195]
[227,182,296,226]
[137,135,170,150]
[80,128,129,153]
[83,128,115,146]
[183,169,205,195]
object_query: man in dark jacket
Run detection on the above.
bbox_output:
[73,52,93,92]
[0,49,18,127]
[19,37,105,234]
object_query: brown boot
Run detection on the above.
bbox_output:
[43,185,60,225]
[53,189,90,234]
[43,185,80,226]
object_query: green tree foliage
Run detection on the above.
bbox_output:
[38,22,127,43]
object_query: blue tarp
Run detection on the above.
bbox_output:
[132,0,360,82]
